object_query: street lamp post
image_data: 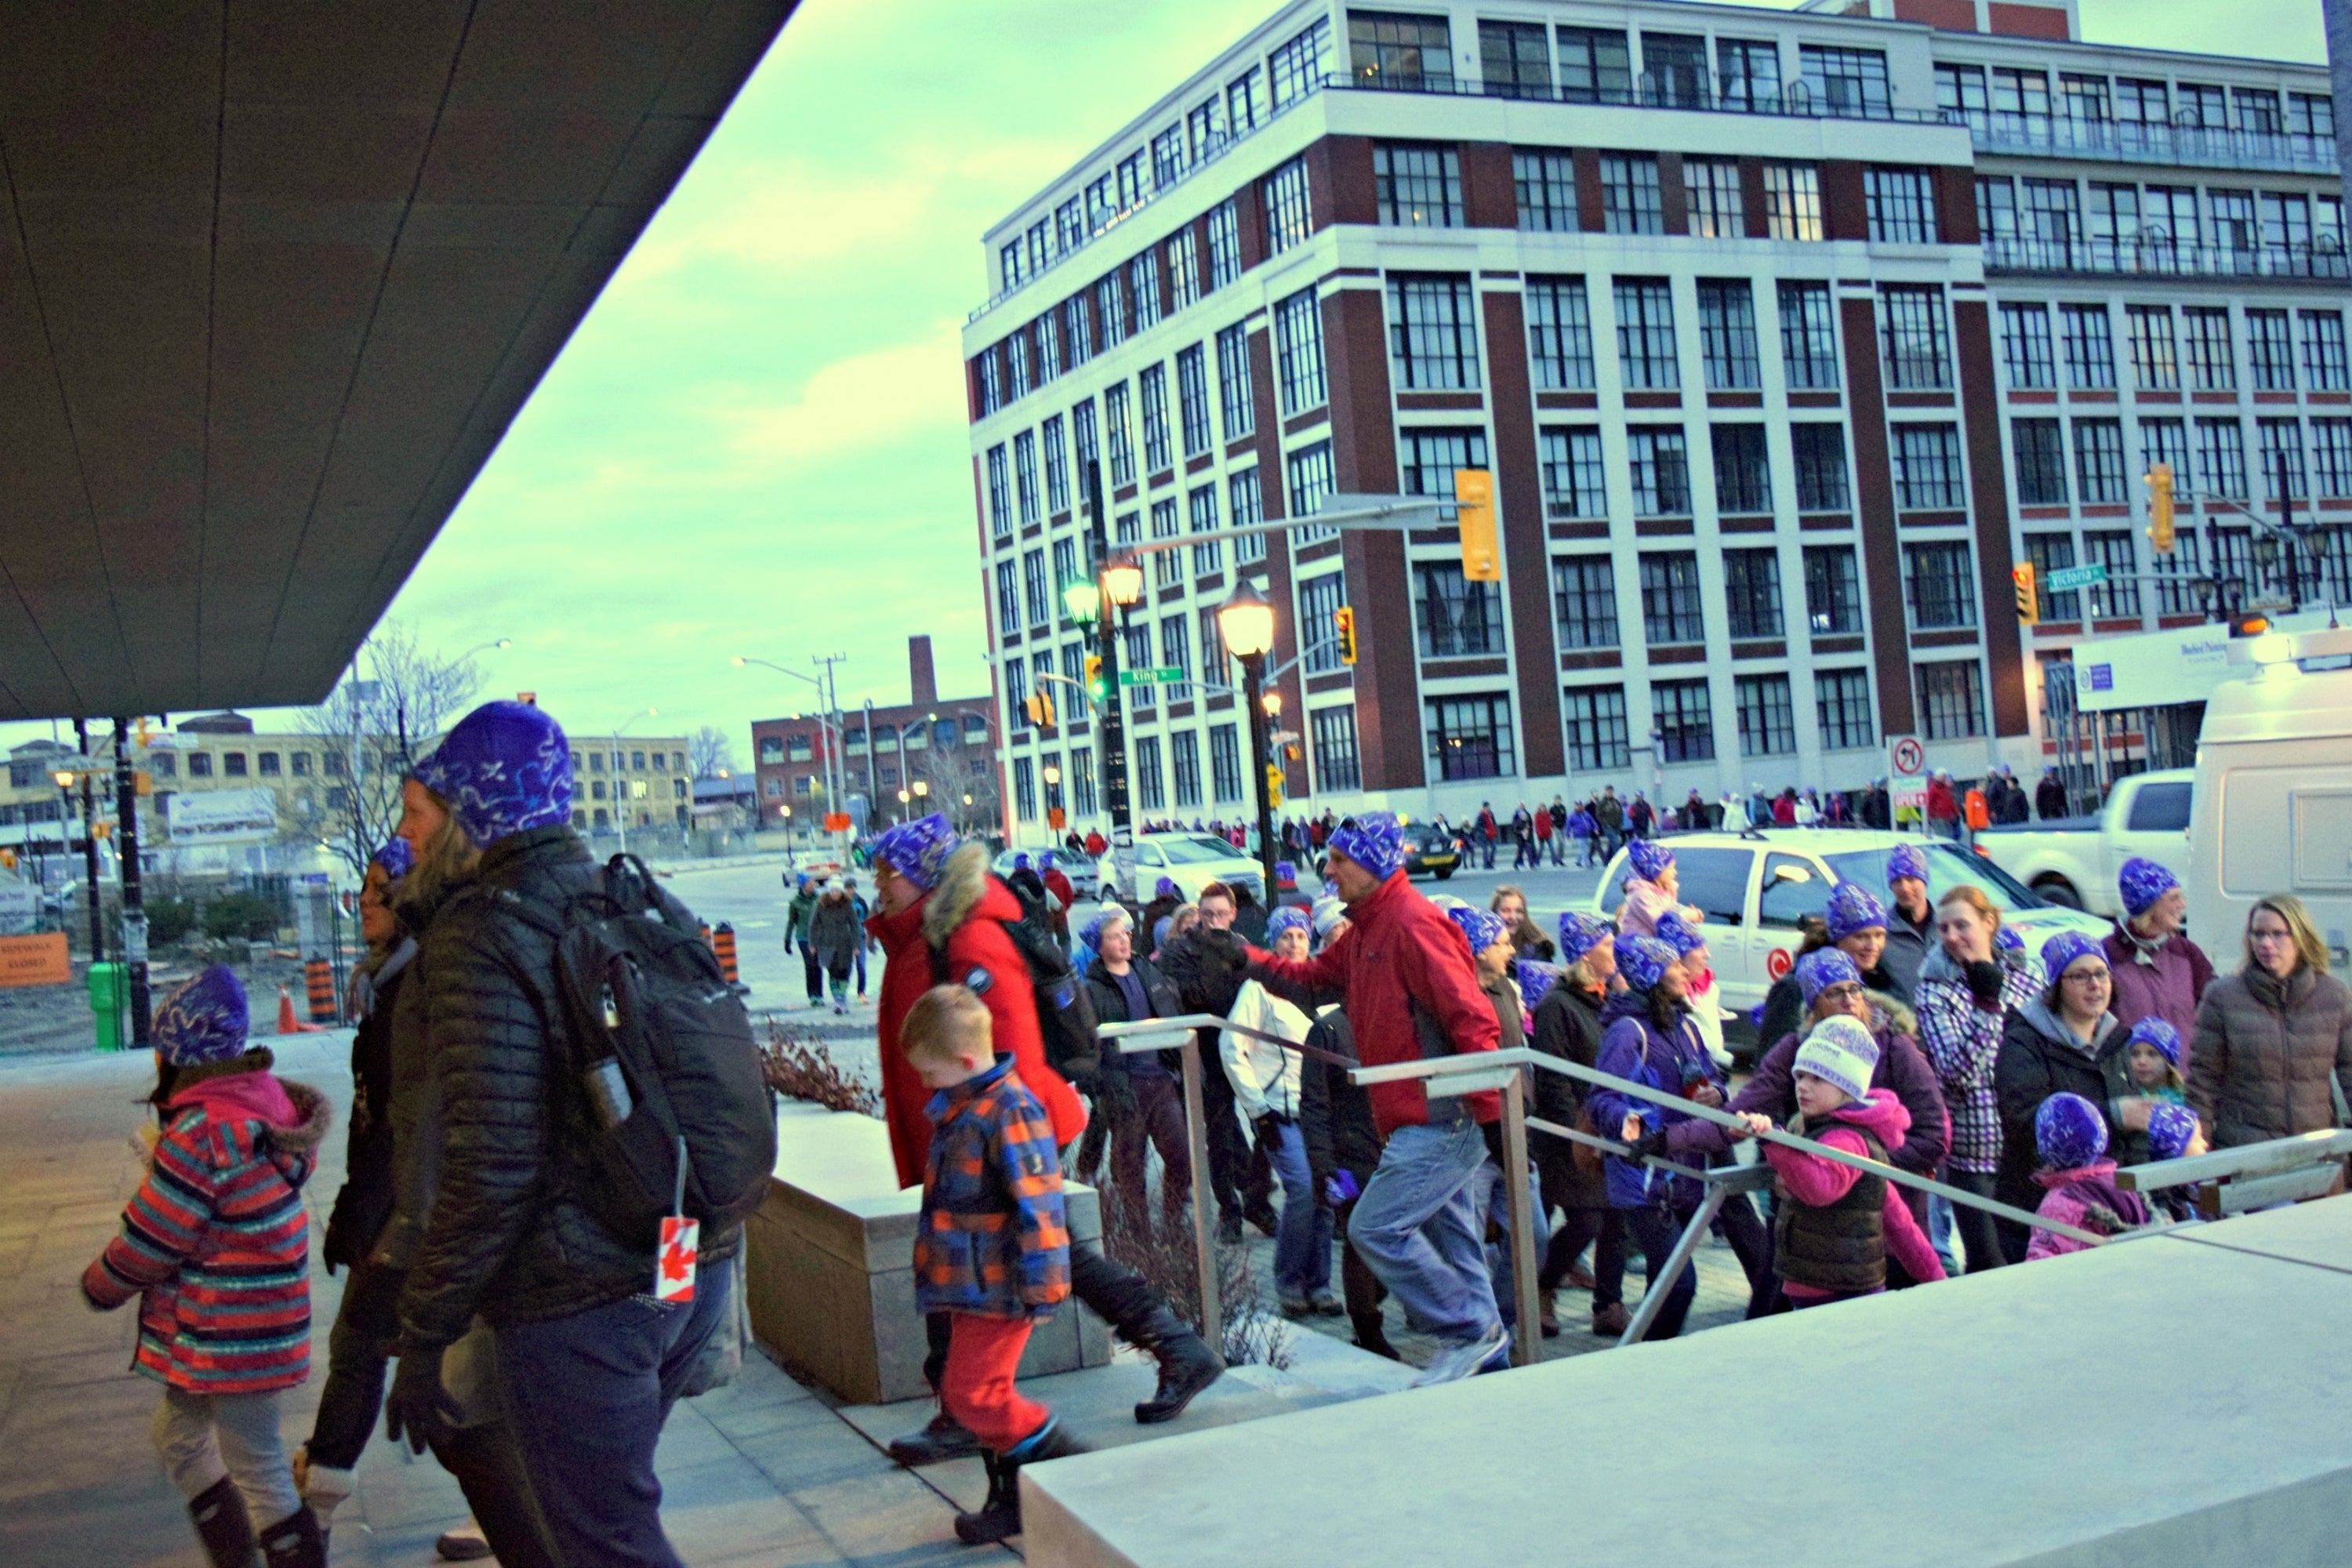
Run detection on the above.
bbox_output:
[733,654,852,851]
[1217,582,1280,901]
[1075,456,1144,895]
[610,707,658,858]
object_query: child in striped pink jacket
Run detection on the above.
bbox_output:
[82,966,332,1568]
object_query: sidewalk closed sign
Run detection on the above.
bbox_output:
[166,788,279,844]
[0,932,69,989]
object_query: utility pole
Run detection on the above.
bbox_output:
[72,719,103,961]
[2277,449,2304,612]
[1084,457,1135,897]
[112,718,151,1047]
[863,698,879,826]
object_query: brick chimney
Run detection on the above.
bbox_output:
[909,635,938,708]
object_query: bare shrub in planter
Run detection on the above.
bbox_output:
[759,1020,880,1117]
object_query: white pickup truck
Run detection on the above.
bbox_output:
[1972,768,2193,916]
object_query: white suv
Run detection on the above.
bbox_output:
[1098,832,1265,906]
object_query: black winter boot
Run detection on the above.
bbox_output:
[258,1505,326,1568]
[426,1421,559,1568]
[1127,1306,1224,1424]
[886,1408,982,1465]
[187,1476,259,1568]
[953,1453,1019,1545]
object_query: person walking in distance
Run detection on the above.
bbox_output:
[808,880,863,1014]
[1595,787,1624,856]
[1475,802,1499,869]
[1238,814,1514,1385]
[865,815,1221,1467]
[786,873,823,1009]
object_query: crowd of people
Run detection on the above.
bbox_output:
[74,695,2352,1558]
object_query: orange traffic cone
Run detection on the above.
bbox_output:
[277,985,322,1035]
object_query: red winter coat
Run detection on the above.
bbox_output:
[1246,869,1501,1136]
[869,844,1087,1189]
[1926,777,1958,824]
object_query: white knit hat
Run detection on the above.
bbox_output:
[1792,1014,1879,1107]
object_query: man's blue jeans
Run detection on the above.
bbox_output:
[1263,1119,1332,1297]
[1347,1120,1499,1346]
[495,1254,734,1568]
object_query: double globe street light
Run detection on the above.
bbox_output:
[1214,581,1282,902]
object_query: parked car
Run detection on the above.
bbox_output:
[1400,821,1460,880]
[1590,829,2108,1031]
[1096,832,1265,906]
[990,847,1101,904]
[1972,768,2192,914]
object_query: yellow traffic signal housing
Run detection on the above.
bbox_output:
[2013,562,2039,625]
[1083,655,1105,702]
[1454,468,1500,583]
[1332,605,1357,666]
[1023,693,1056,728]
[1265,762,1284,809]
[2144,461,2176,554]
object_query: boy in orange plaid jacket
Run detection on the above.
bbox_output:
[904,985,1087,1544]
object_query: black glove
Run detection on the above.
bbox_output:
[1964,959,2007,1007]
[1629,1123,1671,1160]
[384,1344,458,1456]
[1197,925,1250,969]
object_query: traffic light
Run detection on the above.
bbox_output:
[1024,692,1057,728]
[1084,655,1106,703]
[1333,606,1357,666]
[1454,468,1500,583]
[2013,561,2039,625]
[2145,462,2176,554]
[1265,762,1284,809]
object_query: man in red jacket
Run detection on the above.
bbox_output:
[866,815,1221,1463]
[1239,812,1511,1385]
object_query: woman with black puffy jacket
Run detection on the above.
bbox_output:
[1079,907,1191,1237]
[1527,913,1621,1335]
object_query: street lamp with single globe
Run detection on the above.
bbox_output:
[1216,582,1281,899]
[1062,580,1102,626]
[1102,555,1145,610]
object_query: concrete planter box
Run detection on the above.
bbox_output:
[744,1102,1111,1405]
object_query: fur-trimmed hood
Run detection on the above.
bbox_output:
[920,842,996,950]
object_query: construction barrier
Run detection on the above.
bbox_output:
[713,922,741,987]
[276,985,322,1035]
[304,956,337,1024]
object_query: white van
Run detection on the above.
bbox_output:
[2187,626,2352,971]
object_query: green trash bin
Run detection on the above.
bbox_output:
[88,960,126,1054]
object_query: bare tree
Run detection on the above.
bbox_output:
[689,726,737,780]
[911,731,1000,835]
[292,624,483,880]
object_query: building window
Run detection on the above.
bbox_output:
[1042,416,1069,514]
[2074,418,2127,504]
[1229,467,1265,564]
[1628,427,1690,516]
[1399,426,1486,501]
[1803,546,1862,633]
[1915,660,1986,739]
[1161,614,1194,704]
[2312,418,2352,497]
[1879,285,1950,390]
[1905,540,1978,630]
[1374,143,1461,227]
[1563,686,1631,771]
[1214,324,1254,441]
[1697,279,1759,390]
[1187,484,1222,575]
[2082,530,2143,618]
[1893,424,1965,510]
[1685,158,1744,240]
[1013,430,1040,524]
[1138,364,1171,472]
[1558,25,1632,104]
[2000,303,2055,390]
[1196,604,1228,688]
[2299,310,2348,392]
[1722,547,1783,638]
[1065,294,1094,367]
[1479,18,1550,98]
[1414,564,1504,656]
[1552,556,1619,650]
[1762,162,1823,241]
[1150,497,1181,588]
[1096,271,1127,350]
[1171,731,1202,809]
[1312,706,1362,792]
[1208,724,1243,804]
[2183,308,2235,392]
[2125,305,2177,391]
[1802,45,1890,119]
[1265,156,1312,255]
[2026,534,2082,622]
[1816,670,1875,750]
[2197,418,2249,498]
[1513,149,1577,233]
[975,350,1003,416]
[1735,674,1796,757]
[1539,427,1606,518]
[1525,274,1595,390]
[1298,572,1348,673]
[1613,278,1679,390]
[1791,425,1849,512]
[1653,679,1715,763]
[2258,418,2307,503]
[1287,440,1336,525]
[1008,333,1033,399]
[1599,154,1664,235]
[2060,303,2116,390]
[1206,200,1241,290]
[1718,37,1782,114]
[1274,287,1327,413]
[1425,694,1515,781]
[1037,312,1062,384]
[289,752,310,777]
[993,561,1018,630]
[256,751,280,776]
[1387,274,1480,390]
[1777,281,1838,390]
[1640,31,1708,108]
[1167,233,1200,313]
[985,445,1011,539]
[1269,16,1330,108]
[1012,755,1039,821]
[2246,310,2296,392]
[1712,426,1772,514]
[1864,167,1936,244]
[1639,551,1704,644]
[1071,395,1098,483]
[1105,381,1135,486]
[218,751,246,777]
[2013,419,2068,505]
[1348,9,1452,92]
[1176,345,1212,457]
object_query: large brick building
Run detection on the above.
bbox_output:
[962,0,2344,835]
[750,637,1004,835]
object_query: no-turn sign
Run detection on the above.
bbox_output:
[1888,734,1926,779]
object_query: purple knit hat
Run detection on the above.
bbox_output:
[2034,1092,2109,1171]
[2041,931,2105,985]
[1557,911,1614,965]
[1266,906,1311,943]
[1653,911,1707,958]
[1617,935,1678,994]
[2126,1017,2183,1069]
[1517,959,1561,1009]
[1327,812,1407,880]
[2146,1102,2199,1161]
[1154,876,1179,899]
[871,812,960,892]
[1080,906,1130,951]
[1626,839,1673,883]
[2118,857,2179,919]
[1446,905,1508,956]
[370,837,415,880]
[154,965,250,1068]
[1795,947,1863,1008]
[1824,883,1887,944]
[409,699,572,847]
[1886,843,1929,886]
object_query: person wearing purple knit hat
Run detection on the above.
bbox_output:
[1528,909,1621,1330]
[1989,928,2125,1254]
[1877,843,1936,1000]
[2025,1092,2151,1260]
[2101,855,2214,1052]
[1615,841,1700,938]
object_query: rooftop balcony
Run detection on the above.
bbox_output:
[1965,111,2339,177]
[1984,233,2350,281]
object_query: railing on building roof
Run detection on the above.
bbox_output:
[1984,233,2350,281]
[1965,112,2339,176]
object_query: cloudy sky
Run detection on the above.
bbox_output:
[38,0,2323,757]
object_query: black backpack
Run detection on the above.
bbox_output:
[532,855,777,1250]
[929,901,1102,1082]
